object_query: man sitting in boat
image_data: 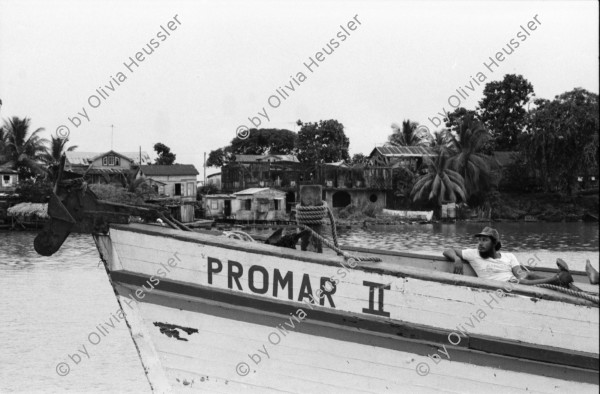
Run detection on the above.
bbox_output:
[443,227,574,287]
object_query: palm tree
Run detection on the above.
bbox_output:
[430,129,452,154]
[446,115,495,198]
[411,152,467,214]
[388,120,429,147]
[1,117,49,177]
[0,126,8,165]
[43,136,78,165]
[120,169,156,199]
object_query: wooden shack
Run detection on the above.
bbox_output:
[0,167,19,194]
[203,194,238,219]
[233,188,287,221]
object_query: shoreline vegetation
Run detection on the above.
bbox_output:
[332,191,599,225]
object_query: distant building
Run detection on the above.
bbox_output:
[65,150,152,184]
[368,146,435,169]
[138,164,199,201]
[206,172,221,190]
[203,194,237,219]
[233,188,287,221]
[234,154,299,163]
[0,167,18,194]
[222,155,308,194]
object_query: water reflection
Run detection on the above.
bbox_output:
[0,232,101,271]
[0,232,148,393]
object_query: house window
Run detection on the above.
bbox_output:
[2,175,11,186]
[102,155,120,166]
[244,199,251,210]
[174,183,182,196]
[210,200,218,209]
[187,183,193,196]
[274,200,280,210]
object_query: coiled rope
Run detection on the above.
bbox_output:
[295,202,381,263]
[535,284,599,305]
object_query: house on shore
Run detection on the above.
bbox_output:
[0,167,19,194]
[232,188,287,221]
[203,194,238,219]
[138,164,199,202]
[222,153,400,212]
[206,172,222,190]
[65,150,152,184]
[368,146,435,169]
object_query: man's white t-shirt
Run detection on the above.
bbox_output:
[462,249,521,282]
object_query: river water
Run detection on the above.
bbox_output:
[1,222,598,392]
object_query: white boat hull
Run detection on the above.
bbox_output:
[94,224,599,393]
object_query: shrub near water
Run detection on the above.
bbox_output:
[89,184,147,205]
[15,178,53,203]
[336,201,382,220]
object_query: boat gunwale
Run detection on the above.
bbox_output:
[108,223,599,308]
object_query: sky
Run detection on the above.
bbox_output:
[1,0,598,178]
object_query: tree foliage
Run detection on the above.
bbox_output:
[43,136,77,165]
[296,120,349,164]
[1,116,49,178]
[14,177,53,203]
[446,115,495,202]
[206,147,233,168]
[154,142,176,165]
[444,108,479,133]
[230,128,296,155]
[430,129,453,154]
[387,120,429,147]
[521,88,599,194]
[479,74,534,151]
[206,128,296,167]
[411,152,467,206]
[349,153,369,165]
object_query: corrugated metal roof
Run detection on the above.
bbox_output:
[69,167,129,175]
[233,188,286,196]
[372,146,436,157]
[204,194,236,198]
[235,154,299,163]
[140,165,199,176]
[66,151,152,165]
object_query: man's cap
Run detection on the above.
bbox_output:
[474,227,502,250]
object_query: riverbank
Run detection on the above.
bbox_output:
[332,191,599,225]
[490,191,599,221]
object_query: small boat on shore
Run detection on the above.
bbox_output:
[33,158,599,393]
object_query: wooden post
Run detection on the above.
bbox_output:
[299,185,323,253]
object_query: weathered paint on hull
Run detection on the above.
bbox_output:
[94,224,599,393]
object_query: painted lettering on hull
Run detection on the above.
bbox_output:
[207,257,336,308]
